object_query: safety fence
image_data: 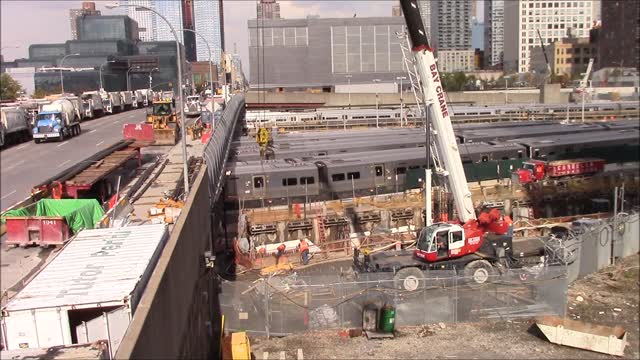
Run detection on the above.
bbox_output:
[220,266,567,337]
[204,95,245,205]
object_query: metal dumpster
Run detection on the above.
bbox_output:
[4,216,70,247]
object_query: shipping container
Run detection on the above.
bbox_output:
[1,224,168,354]
[546,158,605,178]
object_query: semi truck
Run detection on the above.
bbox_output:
[1,107,32,147]
[32,99,81,143]
[80,92,105,119]
[512,158,605,184]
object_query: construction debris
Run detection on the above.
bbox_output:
[148,199,184,224]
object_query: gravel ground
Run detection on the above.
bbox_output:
[251,254,640,359]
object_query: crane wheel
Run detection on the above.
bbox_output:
[394,267,424,292]
[464,260,494,284]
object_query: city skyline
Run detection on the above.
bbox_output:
[1,1,395,79]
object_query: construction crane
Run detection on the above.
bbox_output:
[353,0,516,289]
[537,30,552,83]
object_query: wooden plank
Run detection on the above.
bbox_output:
[297,349,304,360]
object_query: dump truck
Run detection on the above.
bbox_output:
[184,95,202,117]
[512,158,605,184]
[123,99,179,145]
[1,107,32,147]
[109,91,123,113]
[121,91,134,110]
[80,92,105,119]
[32,99,81,143]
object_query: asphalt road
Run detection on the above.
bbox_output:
[0,108,148,210]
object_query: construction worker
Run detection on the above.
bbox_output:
[275,243,286,265]
[298,238,310,265]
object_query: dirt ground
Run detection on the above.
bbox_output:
[251,254,640,359]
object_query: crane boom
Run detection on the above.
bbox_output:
[399,0,476,222]
[536,30,552,82]
[579,58,594,89]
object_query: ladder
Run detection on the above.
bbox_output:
[396,30,445,179]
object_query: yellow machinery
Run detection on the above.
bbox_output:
[255,127,274,160]
[145,100,179,145]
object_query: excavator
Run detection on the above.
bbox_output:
[353,0,533,290]
[123,98,180,145]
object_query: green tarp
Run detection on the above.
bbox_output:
[1,199,105,233]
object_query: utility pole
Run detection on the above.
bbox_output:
[373,79,381,128]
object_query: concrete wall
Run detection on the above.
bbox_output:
[117,168,217,359]
[245,90,547,107]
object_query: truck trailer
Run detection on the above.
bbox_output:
[32,99,81,143]
[80,92,105,119]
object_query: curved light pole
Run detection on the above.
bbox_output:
[183,28,215,97]
[107,2,189,196]
[127,65,141,91]
[99,60,116,91]
[148,67,159,89]
[60,53,80,94]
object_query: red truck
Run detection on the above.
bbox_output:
[513,158,605,184]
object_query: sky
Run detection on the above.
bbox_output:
[1,1,482,77]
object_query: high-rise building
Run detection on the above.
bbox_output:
[504,0,595,73]
[193,0,224,65]
[181,0,197,62]
[430,0,472,50]
[123,0,156,41]
[257,0,281,19]
[155,0,184,43]
[598,0,638,69]
[69,2,101,40]
[248,16,406,88]
[529,37,595,76]
[416,0,431,38]
[484,0,504,67]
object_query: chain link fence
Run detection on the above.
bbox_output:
[220,266,567,336]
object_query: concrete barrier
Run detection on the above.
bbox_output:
[116,168,217,359]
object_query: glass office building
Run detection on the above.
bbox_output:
[193,0,224,64]
[29,44,67,60]
[77,15,139,42]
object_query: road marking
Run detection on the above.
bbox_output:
[56,141,69,147]
[89,129,97,133]
[5,160,25,170]
[1,190,17,200]
[96,141,104,147]
[57,159,71,168]
[16,144,29,150]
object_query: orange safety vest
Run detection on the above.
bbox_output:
[299,240,309,252]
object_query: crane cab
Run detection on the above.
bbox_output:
[414,223,483,262]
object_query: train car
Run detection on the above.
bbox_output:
[513,130,640,162]
[225,159,320,206]
[458,123,604,143]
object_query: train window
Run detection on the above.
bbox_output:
[282,178,298,186]
[300,177,315,185]
[502,157,509,160]
[408,165,420,170]
[534,150,540,158]
[565,147,572,153]
[518,152,524,159]
[347,172,361,180]
[548,152,555,156]
[317,152,327,156]
[253,176,265,189]
[375,165,384,177]
[396,167,406,175]
[331,173,346,182]
[481,156,489,162]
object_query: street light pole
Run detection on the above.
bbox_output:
[148,67,159,90]
[345,74,352,110]
[373,79,381,128]
[184,29,215,97]
[107,2,189,196]
[60,53,80,94]
[99,60,115,91]
[126,65,140,91]
[505,77,509,104]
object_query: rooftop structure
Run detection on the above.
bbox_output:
[69,2,101,40]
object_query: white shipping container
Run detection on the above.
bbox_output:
[1,224,168,353]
